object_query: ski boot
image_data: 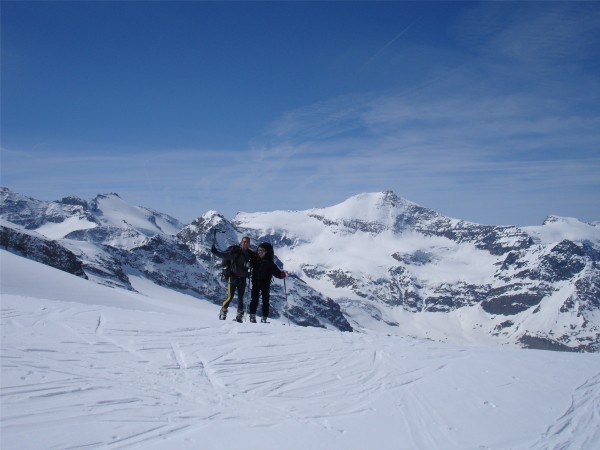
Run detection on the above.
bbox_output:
[234,310,243,323]
[261,317,268,323]
[219,308,227,320]
[249,314,257,323]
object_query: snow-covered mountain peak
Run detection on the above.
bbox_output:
[90,192,181,236]
[235,191,425,239]
[187,210,233,233]
[179,210,241,251]
[543,215,576,225]
[524,215,600,245]
[316,191,412,224]
[200,210,229,226]
[0,188,183,248]
[94,192,122,200]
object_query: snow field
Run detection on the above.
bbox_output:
[2,249,600,449]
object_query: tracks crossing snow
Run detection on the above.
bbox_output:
[2,292,600,449]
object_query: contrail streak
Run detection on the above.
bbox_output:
[361,18,420,70]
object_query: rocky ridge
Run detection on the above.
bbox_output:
[2,187,598,350]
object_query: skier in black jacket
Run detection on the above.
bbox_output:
[249,242,286,323]
[211,236,254,322]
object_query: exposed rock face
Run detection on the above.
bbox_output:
[0,225,87,279]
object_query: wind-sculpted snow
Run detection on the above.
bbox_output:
[530,372,600,449]
[2,250,600,450]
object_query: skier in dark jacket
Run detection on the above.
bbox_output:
[211,235,254,322]
[249,242,286,323]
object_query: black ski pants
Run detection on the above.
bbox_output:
[249,279,272,318]
[221,276,247,313]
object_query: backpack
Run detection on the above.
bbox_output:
[220,245,239,280]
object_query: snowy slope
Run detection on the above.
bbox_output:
[35,215,97,239]
[91,192,182,236]
[2,249,600,450]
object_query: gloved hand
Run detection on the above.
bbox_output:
[281,271,286,279]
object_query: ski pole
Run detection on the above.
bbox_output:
[209,229,217,294]
[284,277,290,326]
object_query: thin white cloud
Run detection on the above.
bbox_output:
[3,2,598,226]
[454,2,600,70]
[252,48,600,224]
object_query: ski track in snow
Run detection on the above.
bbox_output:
[531,371,600,450]
[2,292,600,449]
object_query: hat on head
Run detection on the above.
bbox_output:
[257,242,274,259]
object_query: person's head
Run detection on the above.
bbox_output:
[257,243,268,258]
[240,236,250,250]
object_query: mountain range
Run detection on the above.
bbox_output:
[1,187,598,352]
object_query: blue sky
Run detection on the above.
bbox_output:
[2,1,599,226]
